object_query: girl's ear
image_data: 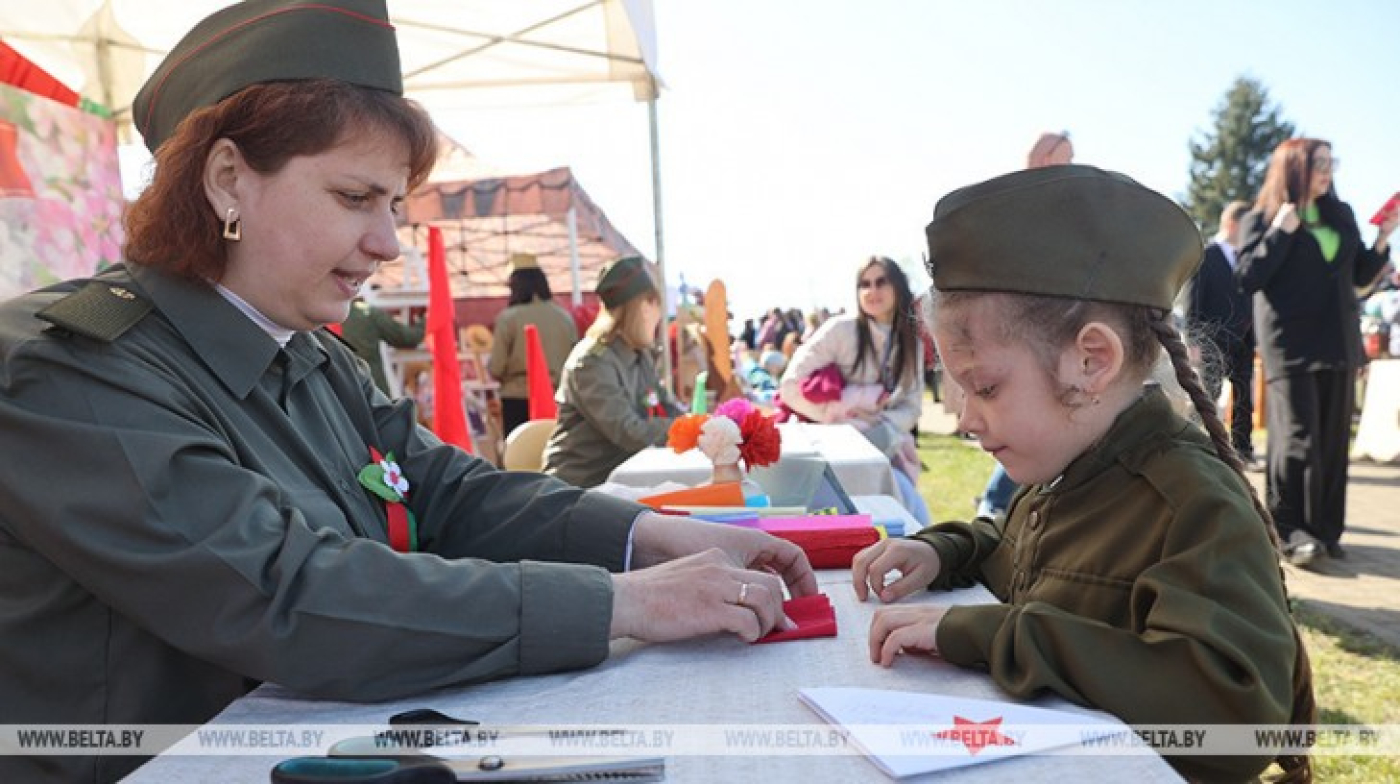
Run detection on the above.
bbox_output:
[202,138,244,220]
[1072,320,1125,396]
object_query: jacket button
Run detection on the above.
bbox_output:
[1028,510,1041,529]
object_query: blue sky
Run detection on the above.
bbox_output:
[432,0,1400,321]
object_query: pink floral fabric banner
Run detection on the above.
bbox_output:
[0,82,122,299]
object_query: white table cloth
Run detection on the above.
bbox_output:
[1353,358,1400,464]
[125,573,1180,783]
[609,422,898,498]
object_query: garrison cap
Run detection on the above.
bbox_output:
[925,165,1203,310]
[508,253,540,274]
[133,0,403,153]
[596,256,657,310]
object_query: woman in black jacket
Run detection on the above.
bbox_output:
[1237,137,1396,566]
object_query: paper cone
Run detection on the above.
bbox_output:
[524,323,558,420]
[427,226,473,452]
[704,280,742,402]
[691,371,708,414]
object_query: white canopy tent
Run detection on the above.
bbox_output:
[0,1,661,128]
[1,0,674,383]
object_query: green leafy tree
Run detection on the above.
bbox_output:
[1184,76,1295,233]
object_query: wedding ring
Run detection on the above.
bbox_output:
[737,583,751,605]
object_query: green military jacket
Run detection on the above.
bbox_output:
[338,299,425,395]
[0,265,643,783]
[542,336,680,488]
[913,386,1296,783]
[487,299,579,400]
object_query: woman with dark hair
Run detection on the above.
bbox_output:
[0,3,813,781]
[780,256,928,523]
[1237,138,1397,566]
[488,252,579,437]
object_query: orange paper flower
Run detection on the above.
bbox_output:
[667,414,709,453]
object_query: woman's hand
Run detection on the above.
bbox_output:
[869,605,947,666]
[851,538,941,603]
[609,548,793,643]
[629,512,817,598]
[1272,203,1300,233]
[1377,209,1399,254]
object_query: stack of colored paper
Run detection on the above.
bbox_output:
[734,514,881,568]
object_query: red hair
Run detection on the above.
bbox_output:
[124,79,437,281]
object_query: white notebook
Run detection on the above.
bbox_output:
[799,687,1130,778]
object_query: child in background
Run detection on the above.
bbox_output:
[852,166,1314,783]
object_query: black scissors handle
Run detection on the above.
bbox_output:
[270,756,455,783]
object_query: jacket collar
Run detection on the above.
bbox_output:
[128,264,327,399]
[1043,384,1200,496]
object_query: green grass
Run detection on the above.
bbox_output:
[1288,605,1400,783]
[912,429,1400,783]
[914,430,995,522]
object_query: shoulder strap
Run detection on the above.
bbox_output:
[36,279,154,342]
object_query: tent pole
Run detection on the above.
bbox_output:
[648,95,673,396]
[566,206,582,308]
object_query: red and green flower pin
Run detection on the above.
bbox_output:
[358,447,418,552]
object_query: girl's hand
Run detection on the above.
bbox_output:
[869,605,947,665]
[851,538,941,603]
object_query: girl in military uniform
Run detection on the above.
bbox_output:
[853,166,1314,783]
[543,256,683,487]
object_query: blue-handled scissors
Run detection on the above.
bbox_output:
[271,756,456,783]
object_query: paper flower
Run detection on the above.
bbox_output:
[715,397,756,422]
[697,415,743,466]
[379,456,409,497]
[667,413,709,453]
[359,449,410,503]
[358,447,418,553]
[737,409,782,468]
[667,400,783,470]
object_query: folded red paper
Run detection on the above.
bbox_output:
[755,593,837,644]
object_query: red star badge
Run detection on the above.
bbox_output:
[933,716,1018,755]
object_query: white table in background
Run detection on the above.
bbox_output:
[125,575,1179,784]
[609,422,898,498]
[1354,358,1400,464]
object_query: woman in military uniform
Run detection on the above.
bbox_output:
[0,3,813,782]
[543,256,682,487]
[487,252,579,437]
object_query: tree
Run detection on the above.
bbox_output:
[1184,77,1295,233]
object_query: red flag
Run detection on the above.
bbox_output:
[0,41,80,108]
[426,227,473,451]
[524,324,558,420]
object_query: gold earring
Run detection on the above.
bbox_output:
[222,207,241,241]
